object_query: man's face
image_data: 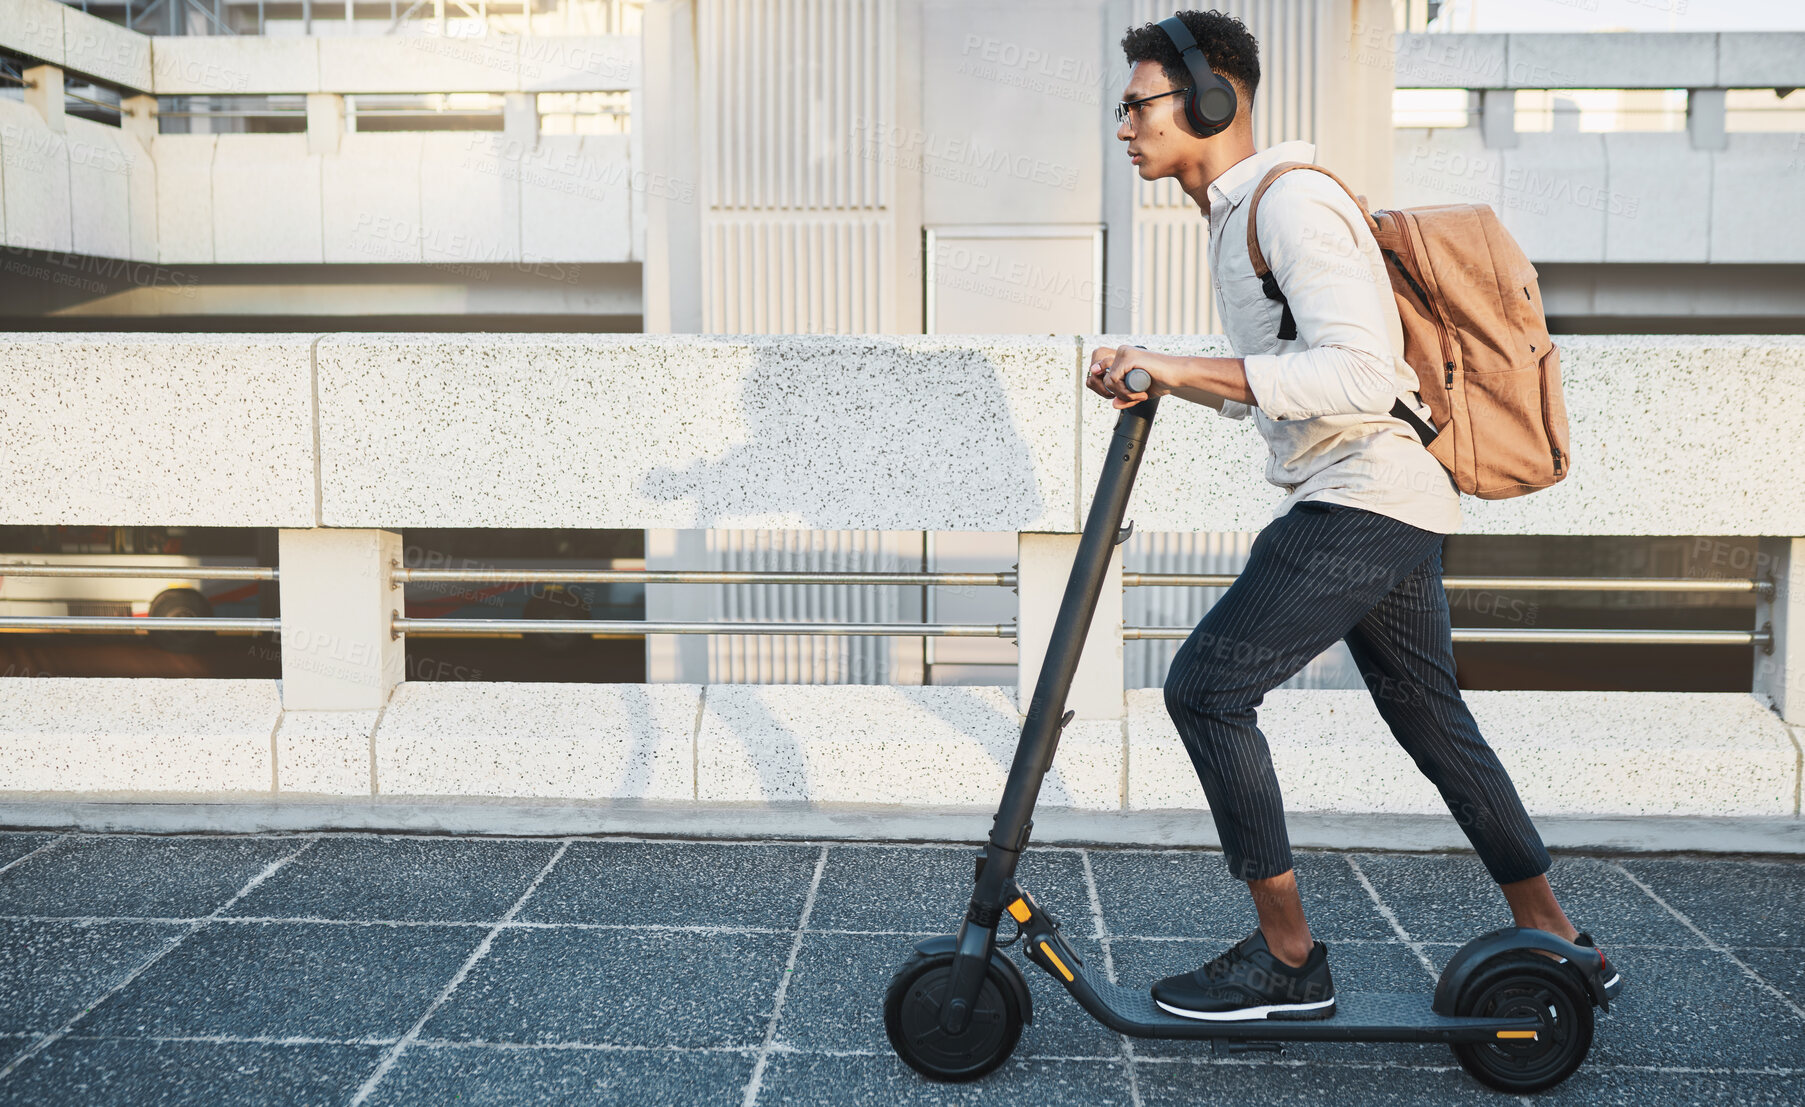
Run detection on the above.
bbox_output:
[1117,60,1192,182]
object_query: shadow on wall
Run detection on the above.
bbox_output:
[636,337,1055,687]
[636,337,1050,531]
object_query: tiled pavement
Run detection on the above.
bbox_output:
[0,832,1798,1106]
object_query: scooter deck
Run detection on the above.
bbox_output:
[1063,965,1542,1043]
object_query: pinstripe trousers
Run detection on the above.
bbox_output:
[1162,500,1552,885]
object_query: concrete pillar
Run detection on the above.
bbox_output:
[1754,537,1803,725]
[306,93,343,156]
[1688,87,1728,151]
[120,93,157,150]
[22,64,64,134]
[1016,533,1123,721]
[501,91,537,148]
[277,529,405,711]
[1479,88,1517,149]
[641,0,702,334]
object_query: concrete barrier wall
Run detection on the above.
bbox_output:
[5,332,1803,535]
[0,678,1795,826]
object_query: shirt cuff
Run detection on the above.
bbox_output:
[1240,353,1294,421]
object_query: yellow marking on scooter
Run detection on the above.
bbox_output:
[1495,1030,1538,1039]
[1038,941,1075,982]
[1007,899,1032,923]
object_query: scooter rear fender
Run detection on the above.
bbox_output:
[1432,927,1609,1014]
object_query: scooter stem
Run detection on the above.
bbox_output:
[939,393,1159,1034]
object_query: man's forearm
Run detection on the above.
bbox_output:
[1172,354,1255,408]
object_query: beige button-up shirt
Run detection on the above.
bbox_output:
[1206,140,1461,534]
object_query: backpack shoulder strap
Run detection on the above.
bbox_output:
[1245,161,1379,280]
[1243,161,1380,341]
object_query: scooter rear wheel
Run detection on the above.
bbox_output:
[884,951,1023,1082]
[1449,952,1593,1093]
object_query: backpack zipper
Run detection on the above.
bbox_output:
[1384,214,1457,391]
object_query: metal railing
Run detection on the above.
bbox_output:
[0,564,279,634]
[1124,571,1774,651]
[389,565,1017,640]
[0,562,1772,651]
[1123,573,1775,595]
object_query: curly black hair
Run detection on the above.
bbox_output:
[1120,10,1261,103]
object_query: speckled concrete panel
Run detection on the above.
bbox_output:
[1098,335,1805,536]
[275,709,377,795]
[0,678,279,793]
[151,134,215,263]
[1081,334,1280,533]
[210,135,322,263]
[0,101,73,252]
[1127,688,1797,817]
[315,334,1075,531]
[1459,336,1805,535]
[65,118,133,261]
[151,36,317,95]
[373,681,697,800]
[1464,690,1796,817]
[322,133,425,265]
[0,333,316,526]
[695,685,1120,809]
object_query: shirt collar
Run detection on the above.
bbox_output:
[1206,140,1318,210]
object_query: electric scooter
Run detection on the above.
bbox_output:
[883,368,1613,1094]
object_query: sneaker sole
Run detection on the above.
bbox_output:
[1154,996,1337,1022]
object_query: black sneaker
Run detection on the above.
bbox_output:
[1151,929,1336,1021]
[1573,932,1622,1002]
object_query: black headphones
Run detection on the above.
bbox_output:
[1156,15,1238,137]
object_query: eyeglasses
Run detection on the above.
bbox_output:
[1115,87,1189,123]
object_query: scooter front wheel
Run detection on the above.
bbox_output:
[1449,952,1593,1093]
[884,951,1024,1082]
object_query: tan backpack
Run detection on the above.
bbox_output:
[1246,162,1571,500]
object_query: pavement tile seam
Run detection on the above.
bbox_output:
[740,844,831,1107]
[1077,849,1148,1107]
[59,1033,401,1046]
[343,839,575,1107]
[0,832,323,1085]
[1608,859,1805,1022]
[12,1030,1805,1079]
[0,835,70,878]
[1342,855,1440,982]
[408,1040,765,1054]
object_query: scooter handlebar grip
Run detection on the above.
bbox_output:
[1123,367,1152,394]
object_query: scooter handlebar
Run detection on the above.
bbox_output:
[1123,367,1152,394]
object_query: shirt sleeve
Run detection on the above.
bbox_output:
[1238,173,1400,421]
